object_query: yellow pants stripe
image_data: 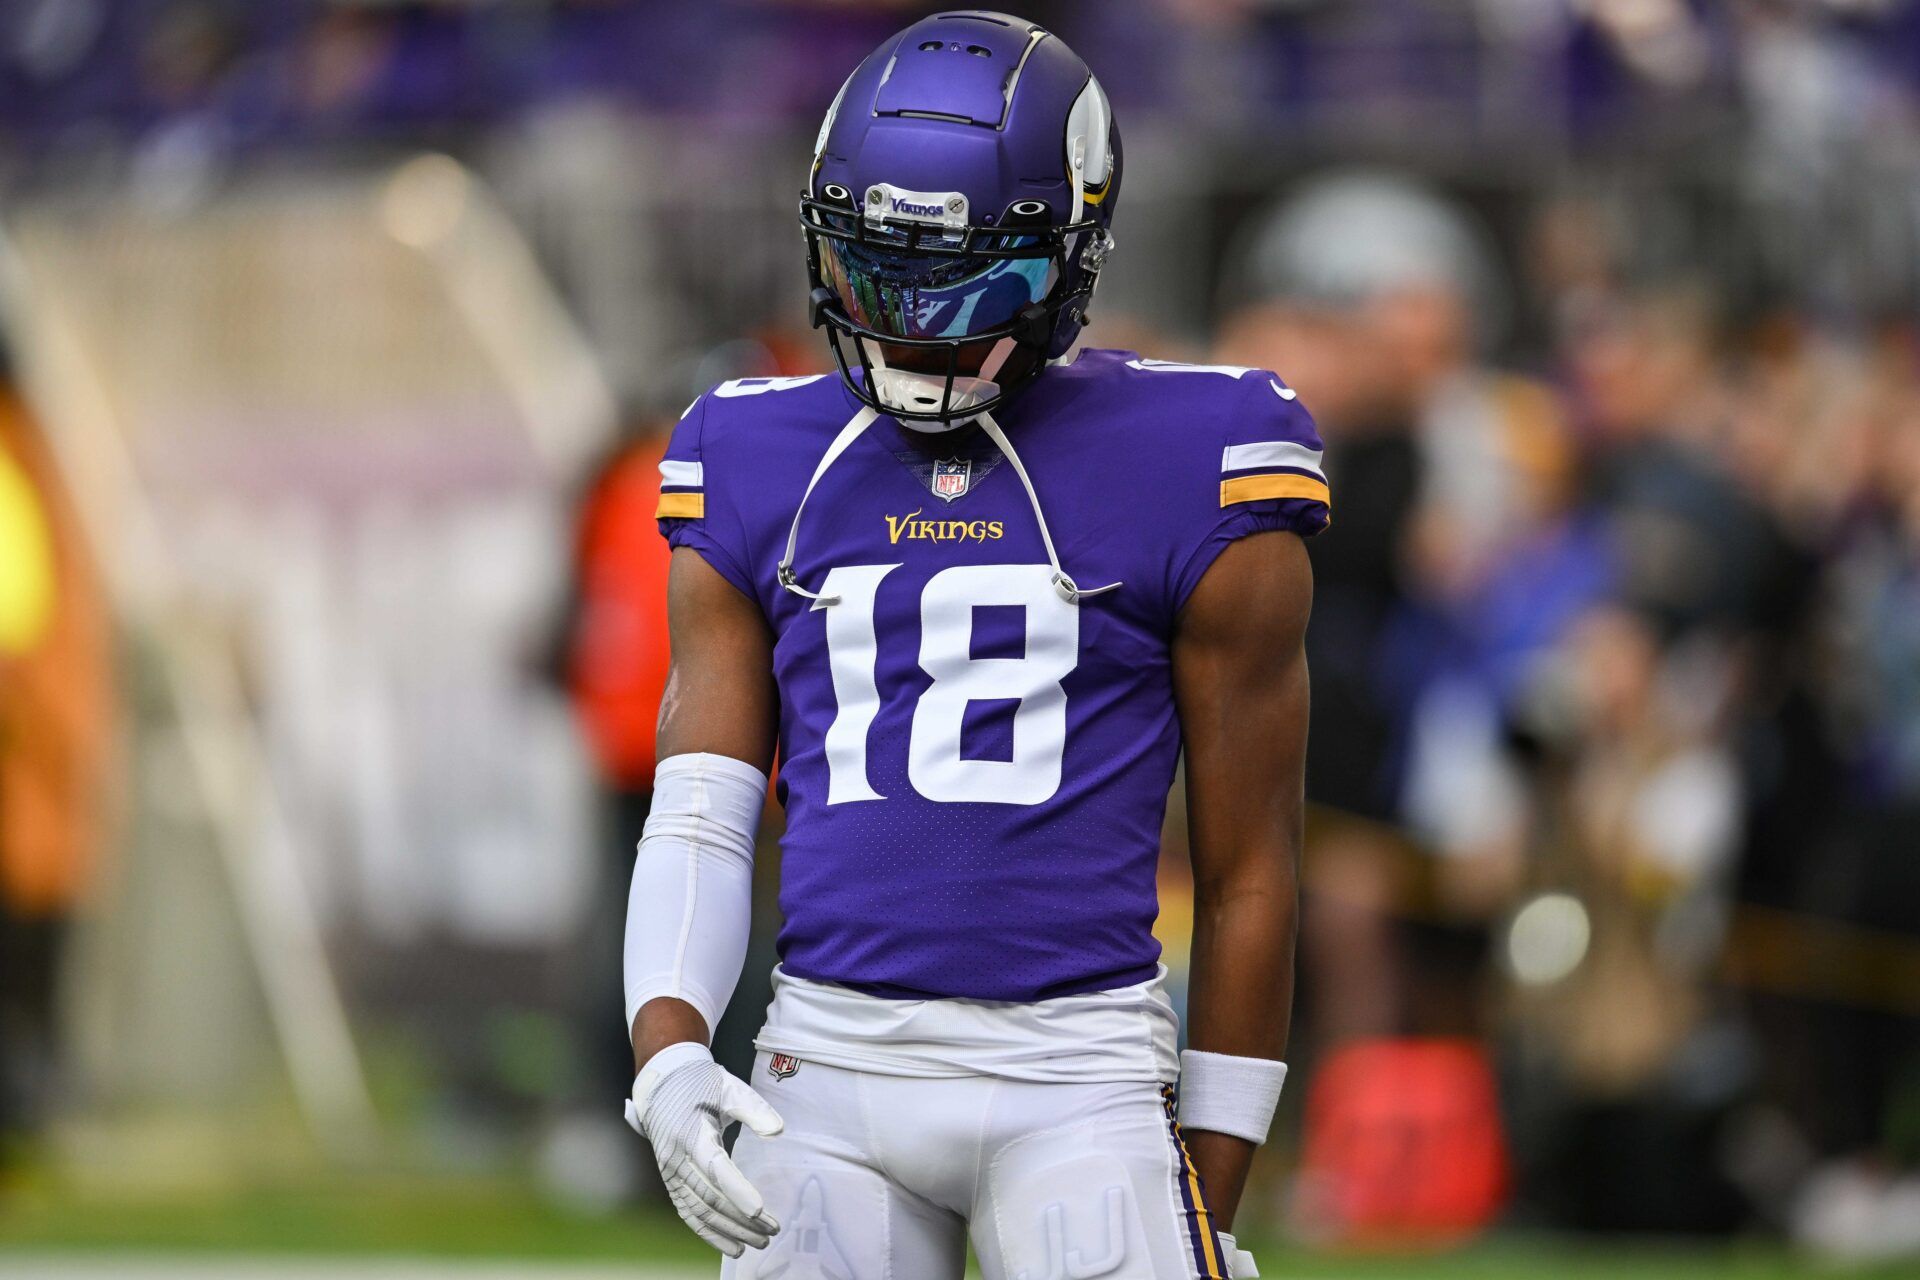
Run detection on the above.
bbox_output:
[1162,1084,1225,1278]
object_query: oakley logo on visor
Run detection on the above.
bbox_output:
[865,184,969,231]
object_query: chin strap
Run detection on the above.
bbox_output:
[976,410,1121,606]
[776,405,879,605]
[865,337,1018,428]
[776,405,1121,609]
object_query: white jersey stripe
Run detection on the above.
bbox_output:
[659,459,704,489]
[1221,440,1324,478]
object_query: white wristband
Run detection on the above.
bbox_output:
[1177,1049,1288,1146]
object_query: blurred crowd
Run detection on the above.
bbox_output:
[4,0,1920,1263]
[1203,172,1920,1251]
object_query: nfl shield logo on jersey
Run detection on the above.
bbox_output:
[768,1053,801,1080]
[931,457,971,502]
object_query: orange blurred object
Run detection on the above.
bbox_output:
[1295,1037,1510,1248]
[0,391,115,917]
[568,435,674,790]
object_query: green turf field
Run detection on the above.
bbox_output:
[1,1176,1912,1280]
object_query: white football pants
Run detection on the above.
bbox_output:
[719,1051,1233,1280]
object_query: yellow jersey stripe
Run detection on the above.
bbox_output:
[655,492,705,519]
[1220,472,1331,509]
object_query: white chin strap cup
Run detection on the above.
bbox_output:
[870,367,999,428]
[865,335,1017,430]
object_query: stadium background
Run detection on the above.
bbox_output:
[3,0,1920,1275]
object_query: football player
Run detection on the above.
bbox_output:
[623,13,1328,1278]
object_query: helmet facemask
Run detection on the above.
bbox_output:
[802,189,1108,428]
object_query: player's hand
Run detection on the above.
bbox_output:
[1217,1231,1260,1277]
[624,1041,784,1256]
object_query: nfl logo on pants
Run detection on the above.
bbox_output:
[768,1053,800,1080]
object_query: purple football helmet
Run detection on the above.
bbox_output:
[801,11,1121,427]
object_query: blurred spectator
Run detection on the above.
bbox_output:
[1755,318,1920,1258]
[1219,173,1587,1054]
[0,377,113,1169]
[568,428,674,828]
[543,419,675,1210]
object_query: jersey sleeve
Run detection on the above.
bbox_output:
[1170,372,1331,611]
[654,392,759,602]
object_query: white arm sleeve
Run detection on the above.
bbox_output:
[622,752,769,1034]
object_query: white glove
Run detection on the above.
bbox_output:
[624,1041,784,1257]
[1217,1231,1260,1277]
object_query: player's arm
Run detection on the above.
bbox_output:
[629,547,778,1066]
[1171,528,1313,1231]
[622,547,783,1257]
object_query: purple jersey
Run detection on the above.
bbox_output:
[657,350,1329,1002]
